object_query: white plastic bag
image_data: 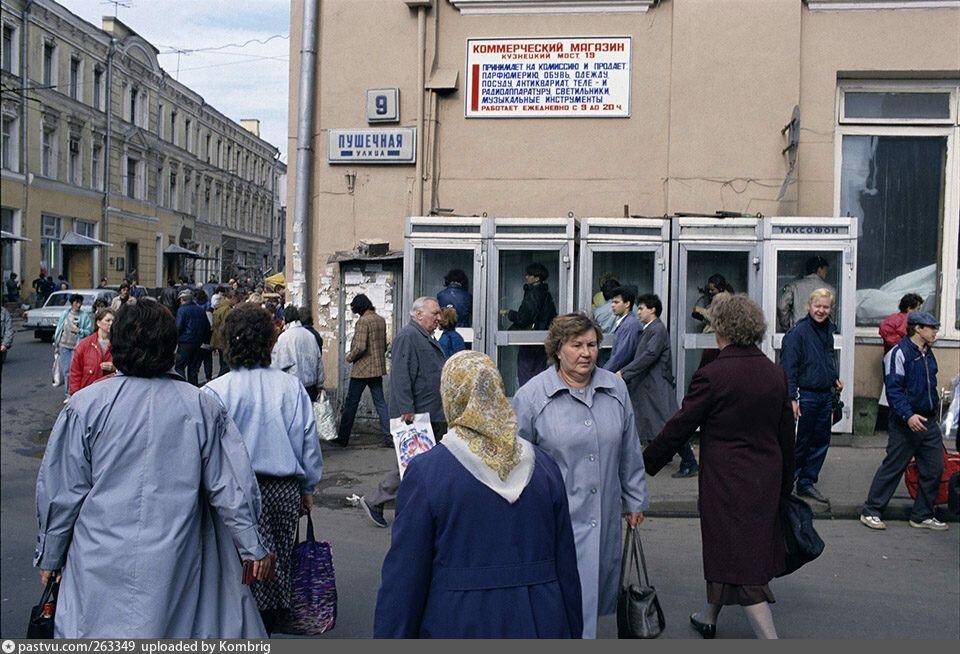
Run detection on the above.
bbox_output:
[312,390,338,441]
[390,413,436,480]
[51,350,61,387]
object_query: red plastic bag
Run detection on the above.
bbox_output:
[904,450,960,505]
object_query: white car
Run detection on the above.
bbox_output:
[22,289,117,342]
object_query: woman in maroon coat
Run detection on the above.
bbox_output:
[643,294,795,639]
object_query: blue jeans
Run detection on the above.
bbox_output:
[795,389,833,490]
[337,376,390,443]
[58,347,74,397]
[863,414,944,522]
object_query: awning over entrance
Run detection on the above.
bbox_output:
[0,230,31,242]
[163,244,203,258]
[61,231,112,247]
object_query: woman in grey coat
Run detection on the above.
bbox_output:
[513,313,648,639]
[35,300,272,638]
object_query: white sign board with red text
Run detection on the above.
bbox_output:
[465,37,631,118]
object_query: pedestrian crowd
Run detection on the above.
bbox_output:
[23,261,954,639]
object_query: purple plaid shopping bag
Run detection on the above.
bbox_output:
[276,514,337,635]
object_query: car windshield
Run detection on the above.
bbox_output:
[44,294,73,308]
[44,292,112,309]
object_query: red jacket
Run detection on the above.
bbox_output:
[69,332,113,394]
[878,311,908,352]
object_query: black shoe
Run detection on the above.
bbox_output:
[327,437,349,447]
[379,438,395,449]
[797,484,829,503]
[672,466,699,479]
[360,497,388,528]
[689,614,716,639]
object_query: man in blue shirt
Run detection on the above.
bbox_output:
[860,311,947,531]
[174,289,211,386]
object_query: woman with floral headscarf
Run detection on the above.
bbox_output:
[373,351,583,638]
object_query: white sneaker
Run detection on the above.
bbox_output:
[909,517,948,531]
[860,514,886,530]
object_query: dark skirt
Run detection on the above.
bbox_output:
[252,475,301,611]
[706,581,775,607]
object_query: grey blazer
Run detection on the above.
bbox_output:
[388,320,446,421]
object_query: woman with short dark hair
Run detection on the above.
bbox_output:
[35,300,272,638]
[203,303,323,634]
[644,294,795,639]
[53,293,93,396]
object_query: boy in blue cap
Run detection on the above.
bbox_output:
[860,311,947,531]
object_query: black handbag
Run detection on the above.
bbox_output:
[26,577,59,639]
[778,494,825,577]
[617,526,665,639]
[831,388,844,425]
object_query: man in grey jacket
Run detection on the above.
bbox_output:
[1,305,13,371]
[360,296,446,528]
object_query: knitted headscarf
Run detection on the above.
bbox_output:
[440,350,523,481]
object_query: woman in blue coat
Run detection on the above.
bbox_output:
[374,351,583,638]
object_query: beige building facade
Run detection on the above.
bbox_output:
[287,0,960,407]
[2,0,284,297]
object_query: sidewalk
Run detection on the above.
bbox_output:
[318,431,959,523]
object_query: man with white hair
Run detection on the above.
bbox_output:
[360,296,446,528]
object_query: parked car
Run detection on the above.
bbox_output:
[22,289,118,342]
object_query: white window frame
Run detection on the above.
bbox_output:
[124,152,142,199]
[1,112,19,173]
[69,54,82,101]
[91,137,103,190]
[834,80,960,341]
[68,134,81,185]
[93,66,103,110]
[41,124,57,178]
[42,40,57,88]
[2,22,19,74]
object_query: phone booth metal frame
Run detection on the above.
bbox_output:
[669,215,764,400]
[487,217,578,397]
[578,216,672,355]
[402,216,492,351]
[761,216,860,433]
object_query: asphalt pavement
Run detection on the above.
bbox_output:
[318,427,960,525]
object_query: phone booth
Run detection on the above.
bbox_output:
[488,217,577,397]
[761,216,860,433]
[402,216,492,351]
[578,217,671,366]
[669,215,764,398]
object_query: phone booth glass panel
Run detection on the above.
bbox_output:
[670,217,762,396]
[762,217,859,433]
[488,218,576,397]
[403,217,488,351]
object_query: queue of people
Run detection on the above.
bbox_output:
[31,264,953,640]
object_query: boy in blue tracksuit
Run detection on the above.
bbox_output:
[860,311,947,531]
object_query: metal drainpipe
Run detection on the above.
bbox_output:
[20,1,33,277]
[414,4,427,217]
[102,38,116,282]
[289,0,319,309]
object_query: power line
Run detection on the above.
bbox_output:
[156,34,288,56]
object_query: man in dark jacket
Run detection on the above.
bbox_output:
[360,296,445,528]
[174,289,211,386]
[499,262,557,388]
[860,311,947,531]
[160,279,179,315]
[780,287,842,503]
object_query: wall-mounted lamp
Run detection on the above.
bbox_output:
[345,171,357,194]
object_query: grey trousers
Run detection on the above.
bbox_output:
[863,414,944,522]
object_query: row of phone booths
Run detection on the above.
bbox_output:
[401,214,859,432]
